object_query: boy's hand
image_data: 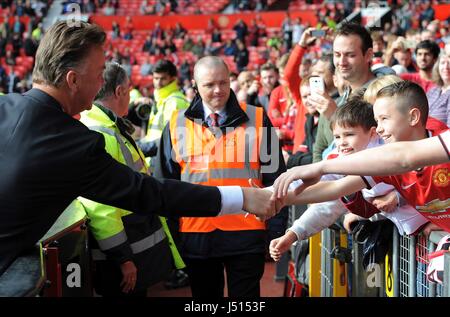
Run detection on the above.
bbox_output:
[372,191,398,213]
[272,163,323,199]
[269,230,298,262]
[343,213,362,233]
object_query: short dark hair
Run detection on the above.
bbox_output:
[318,53,335,75]
[415,40,440,59]
[260,62,278,73]
[32,21,106,87]
[376,81,429,125]
[335,22,373,54]
[95,62,128,100]
[152,59,177,77]
[330,98,376,132]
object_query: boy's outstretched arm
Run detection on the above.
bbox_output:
[283,175,367,206]
[273,133,450,198]
[317,136,449,176]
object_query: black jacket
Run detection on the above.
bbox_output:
[0,89,222,275]
[154,91,288,258]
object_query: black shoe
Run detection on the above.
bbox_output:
[164,270,190,289]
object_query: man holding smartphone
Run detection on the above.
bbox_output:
[311,22,391,163]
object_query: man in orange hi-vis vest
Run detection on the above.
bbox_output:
[154,56,288,297]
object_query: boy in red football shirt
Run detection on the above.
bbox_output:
[273,81,450,233]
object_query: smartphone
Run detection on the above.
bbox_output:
[311,29,326,38]
[309,76,325,97]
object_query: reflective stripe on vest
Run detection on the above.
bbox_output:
[170,102,266,233]
[92,227,166,260]
[88,125,165,257]
[89,125,146,172]
[147,94,188,141]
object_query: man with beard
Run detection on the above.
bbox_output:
[400,40,440,93]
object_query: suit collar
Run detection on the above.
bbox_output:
[24,88,63,111]
[184,90,249,128]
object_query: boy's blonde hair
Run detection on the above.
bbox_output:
[363,75,403,104]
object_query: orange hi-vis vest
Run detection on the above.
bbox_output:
[169,102,266,233]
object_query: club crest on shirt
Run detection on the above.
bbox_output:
[416,198,450,214]
[432,168,450,187]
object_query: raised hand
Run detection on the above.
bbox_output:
[272,162,324,199]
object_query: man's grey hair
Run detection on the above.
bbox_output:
[193,56,229,82]
[32,21,106,87]
[95,62,128,100]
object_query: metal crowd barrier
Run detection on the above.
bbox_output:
[302,220,450,297]
[393,229,448,297]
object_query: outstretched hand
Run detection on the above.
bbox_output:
[272,163,324,199]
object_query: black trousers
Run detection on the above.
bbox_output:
[185,253,265,298]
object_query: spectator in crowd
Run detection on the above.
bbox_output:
[5,50,15,66]
[400,40,440,92]
[248,19,260,47]
[233,19,248,43]
[282,13,293,51]
[299,58,312,79]
[179,59,191,84]
[23,32,37,57]
[419,1,435,27]
[12,15,25,35]
[246,62,279,111]
[236,70,254,103]
[230,72,239,93]
[385,37,417,73]
[123,16,134,40]
[111,20,121,40]
[312,23,378,163]
[427,52,450,126]
[191,36,205,58]
[6,66,19,93]
[223,39,237,56]
[102,0,115,15]
[182,35,194,52]
[211,27,222,43]
[173,22,187,39]
[140,56,153,77]
[292,17,305,47]
[234,39,249,72]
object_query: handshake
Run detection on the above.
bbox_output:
[241,179,304,221]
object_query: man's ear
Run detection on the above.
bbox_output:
[65,70,78,91]
[191,79,197,91]
[114,84,122,98]
[408,107,421,126]
[365,47,374,64]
